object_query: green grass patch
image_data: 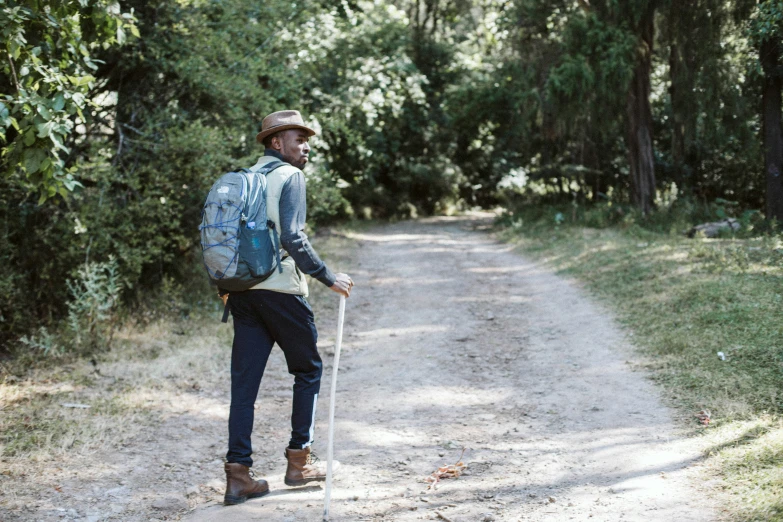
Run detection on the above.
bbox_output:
[496,206,783,520]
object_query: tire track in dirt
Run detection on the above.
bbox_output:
[185,215,716,522]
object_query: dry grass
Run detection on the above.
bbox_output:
[0,226,358,511]
[0,320,220,491]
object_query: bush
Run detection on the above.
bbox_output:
[66,257,122,353]
[499,196,772,240]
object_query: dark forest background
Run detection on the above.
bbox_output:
[1,0,782,352]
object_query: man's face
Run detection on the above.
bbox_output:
[271,129,311,169]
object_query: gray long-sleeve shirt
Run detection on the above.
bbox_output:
[266,149,337,288]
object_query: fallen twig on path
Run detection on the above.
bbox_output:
[425,448,467,490]
[435,511,455,522]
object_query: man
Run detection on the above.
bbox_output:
[222,110,353,506]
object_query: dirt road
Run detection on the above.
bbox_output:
[184,216,714,521]
[2,216,715,522]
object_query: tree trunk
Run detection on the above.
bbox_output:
[625,7,656,215]
[669,43,686,176]
[761,38,783,222]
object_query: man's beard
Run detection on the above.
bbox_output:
[283,152,307,169]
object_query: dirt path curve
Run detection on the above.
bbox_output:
[185,215,715,522]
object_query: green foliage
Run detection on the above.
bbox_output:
[546,13,635,117]
[297,1,458,216]
[18,326,61,357]
[66,256,122,352]
[748,0,783,47]
[446,0,766,214]
[0,0,780,356]
[13,257,122,359]
[0,0,136,203]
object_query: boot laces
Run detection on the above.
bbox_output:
[308,451,321,466]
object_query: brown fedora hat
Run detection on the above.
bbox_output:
[255,110,317,143]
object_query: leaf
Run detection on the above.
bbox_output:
[129,24,140,38]
[106,1,121,15]
[53,93,65,111]
[63,177,82,191]
[36,122,52,138]
[37,105,52,119]
[68,75,95,88]
[117,25,126,45]
[425,448,467,490]
[49,132,69,153]
[10,41,21,60]
[0,101,10,124]
[24,129,36,146]
[24,148,47,173]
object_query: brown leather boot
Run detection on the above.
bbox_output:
[223,462,270,505]
[284,447,338,486]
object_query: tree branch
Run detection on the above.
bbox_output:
[120,123,147,136]
[112,125,124,167]
[7,53,20,93]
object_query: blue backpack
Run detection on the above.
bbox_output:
[199,161,286,310]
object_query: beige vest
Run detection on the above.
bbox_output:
[248,156,309,296]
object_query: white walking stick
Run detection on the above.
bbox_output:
[323,295,346,521]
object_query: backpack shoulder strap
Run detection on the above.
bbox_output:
[233,169,251,216]
[240,161,284,210]
[258,160,286,176]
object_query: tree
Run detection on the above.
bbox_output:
[659,0,760,205]
[538,0,658,212]
[546,5,635,202]
[620,0,658,215]
[749,1,783,221]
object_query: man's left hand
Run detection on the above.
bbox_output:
[330,273,354,298]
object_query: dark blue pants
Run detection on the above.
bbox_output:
[225,290,322,467]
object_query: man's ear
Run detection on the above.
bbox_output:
[270,135,282,150]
